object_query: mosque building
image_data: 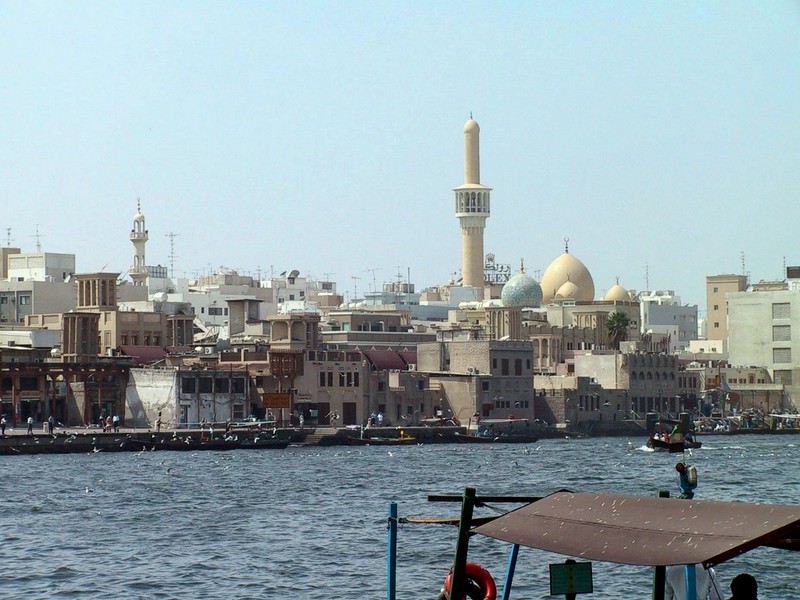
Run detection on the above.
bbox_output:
[444,116,640,355]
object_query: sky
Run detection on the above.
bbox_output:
[1,1,799,311]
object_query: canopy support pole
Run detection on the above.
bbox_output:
[500,543,520,600]
[449,487,477,599]
[387,502,397,600]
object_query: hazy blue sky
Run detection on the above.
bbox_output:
[2,1,798,310]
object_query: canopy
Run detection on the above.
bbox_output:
[473,492,800,567]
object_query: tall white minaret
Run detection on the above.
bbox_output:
[129,199,148,285]
[454,116,491,288]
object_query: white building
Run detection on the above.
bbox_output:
[638,290,698,353]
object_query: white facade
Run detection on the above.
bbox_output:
[639,290,698,352]
[7,252,75,283]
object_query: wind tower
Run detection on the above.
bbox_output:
[129,199,149,285]
[454,115,491,288]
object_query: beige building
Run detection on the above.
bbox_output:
[417,340,534,423]
[705,274,748,351]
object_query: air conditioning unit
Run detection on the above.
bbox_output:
[408,364,417,371]
[467,366,475,375]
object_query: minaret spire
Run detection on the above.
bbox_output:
[129,200,149,286]
[454,117,492,289]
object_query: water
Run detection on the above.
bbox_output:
[0,435,797,599]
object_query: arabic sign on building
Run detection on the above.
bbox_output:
[262,392,290,409]
[484,253,511,284]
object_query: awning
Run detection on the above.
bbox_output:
[472,492,800,568]
[117,345,168,366]
[364,350,407,370]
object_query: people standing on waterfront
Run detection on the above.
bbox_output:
[48,415,55,435]
[112,414,120,432]
[105,415,112,432]
[728,573,758,599]
[665,564,723,600]
[1,415,6,436]
[26,416,34,435]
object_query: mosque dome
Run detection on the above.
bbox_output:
[501,268,543,308]
[555,280,579,301]
[540,249,595,304]
[604,281,630,302]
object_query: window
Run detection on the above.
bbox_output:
[231,378,245,393]
[482,381,489,392]
[514,359,522,376]
[181,377,196,394]
[774,370,793,385]
[319,371,327,387]
[501,358,509,376]
[378,381,386,392]
[773,348,791,363]
[713,287,718,293]
[713,305,719,311]
[773,303,790,319]
[773,325,791,342]
[289,294,295,301]
[209,307,223,316]
[199,377,213,393]
[232,404,245,420]
[18,295,31,305]
[215,378,229,393]
[0,297,7,304]
[714,322,720,328]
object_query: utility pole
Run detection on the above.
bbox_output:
[32,224,44,252]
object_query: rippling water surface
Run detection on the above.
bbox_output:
[1,434,798,599]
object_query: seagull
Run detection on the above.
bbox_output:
[85,486,93,493]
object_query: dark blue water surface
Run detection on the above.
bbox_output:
[0,434,797,599]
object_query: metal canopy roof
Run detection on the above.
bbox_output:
[472,492,800,568]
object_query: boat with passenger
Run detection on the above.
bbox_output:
[454,417,539,444]
[646,418,701,452]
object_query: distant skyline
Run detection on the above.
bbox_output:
[2,1,798,311]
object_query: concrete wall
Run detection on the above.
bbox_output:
[126,368,177,428]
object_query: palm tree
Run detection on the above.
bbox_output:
[606,311,631,350]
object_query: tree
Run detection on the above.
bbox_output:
[606,311,631,350]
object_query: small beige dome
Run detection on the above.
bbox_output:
[541,250,595,303]
[604,282,630,302]
[555,280,579,301]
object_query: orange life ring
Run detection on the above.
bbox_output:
[443,562,497,600]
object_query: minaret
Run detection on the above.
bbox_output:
[454,116,491,288]
[129,199,148,286]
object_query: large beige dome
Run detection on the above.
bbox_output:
[541,251,595,304]
[555,280,579,301]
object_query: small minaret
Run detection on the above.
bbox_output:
[129,199,148,285]
[453,116,492,288]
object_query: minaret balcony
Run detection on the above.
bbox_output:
[130,231,149,241]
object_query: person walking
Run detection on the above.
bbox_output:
[26,416,34,435]
[47,415,55,435]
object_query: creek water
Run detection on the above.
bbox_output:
[0,434,797,599]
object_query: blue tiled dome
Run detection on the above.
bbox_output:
[501,270,543,308]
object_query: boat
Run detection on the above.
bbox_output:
[455,418,539,444]
[344,432,418,446]
[646,436,702,453]
[386,488,800,599]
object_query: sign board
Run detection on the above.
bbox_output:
[549,561,593,595]
[262,392,290,409]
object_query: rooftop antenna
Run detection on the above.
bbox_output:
[323,272,336,282]
[364,268,380,293]
[644,264,650,292]
[783,256,786,280]
[32,224,44,252]
[165,232,179,278]
[351,275,361,301]
[740,251,746,276]
[5,228,12,247]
